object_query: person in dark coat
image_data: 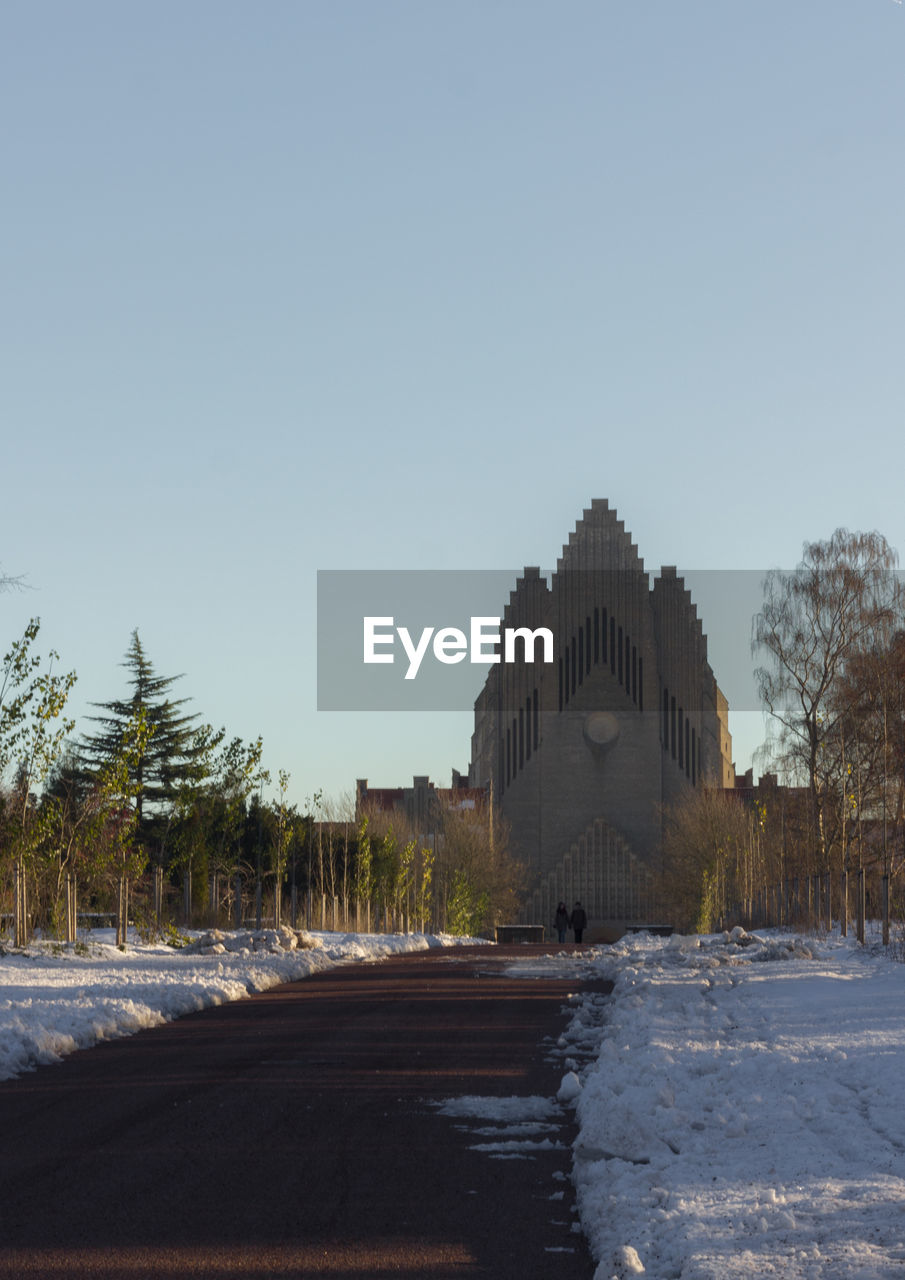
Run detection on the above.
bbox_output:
[570,901,588,944]
[554,901,569,944]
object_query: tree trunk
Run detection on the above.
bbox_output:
[154,865,164,924]
[208,874,218,927]
[117,876,129,947]
[66,873,77,944]
[14,859,28,948]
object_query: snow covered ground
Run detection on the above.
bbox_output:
[550,928,905,1280]
[3,923,905,1278]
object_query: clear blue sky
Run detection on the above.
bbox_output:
[3,1,904,808]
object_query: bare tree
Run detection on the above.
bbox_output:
[660,786,767,933]
[0,565,26,594]
[754,529,899,874]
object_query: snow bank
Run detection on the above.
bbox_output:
[561,929,905,1280]
[0,926,481,1081]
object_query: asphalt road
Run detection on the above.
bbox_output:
[0,943,610,1279]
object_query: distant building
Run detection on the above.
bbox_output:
[468,499,733,932]
[355,775,484,833]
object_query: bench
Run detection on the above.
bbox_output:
[494,925,546,944]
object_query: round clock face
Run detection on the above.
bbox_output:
[583,710,620,750]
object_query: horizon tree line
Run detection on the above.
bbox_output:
[1,620,523,944]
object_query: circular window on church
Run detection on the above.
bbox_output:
[583,710,620,752]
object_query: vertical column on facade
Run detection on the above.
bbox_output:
[587,500,604,696]
[554,549,566,709]
[627,532,638,706]
[590,820,600,919]
[576,522,584,691]
[563,532,570,706]
[620,841,628,919]
[590,509,600,684]
[574,843,582,910]
[577,832,588,910]
[612,839,620,919]
[614,518,623,697]
[569,545,576,703]
[616,514,622,696]
[612,829,620,919]
[608,542,617,680]
[611,836,619,919]
[602,827,611,919]
[505,581,516,782]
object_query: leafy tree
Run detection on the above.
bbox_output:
[12,649,77,814]
[0,619,44,778]
[0,620,76,944]
[79,709,153,945]
[194,734,268,926]
[355,816,372,902]
[167,723,227,919]
[373,825,399,905]
[446,868,490,937]
[414,843,434,929]
[270,770,293,926]
[39,747,96,931]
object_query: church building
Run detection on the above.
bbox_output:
[468,500,733,932]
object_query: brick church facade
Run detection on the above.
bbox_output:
[468,499,733,931]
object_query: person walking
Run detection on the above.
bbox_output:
[570,901,587,944]
[554,901,569,944]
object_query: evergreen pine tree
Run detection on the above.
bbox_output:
[79,631,200,838]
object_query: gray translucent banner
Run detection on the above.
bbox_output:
[318,571,517,711]
[317,569,785,712]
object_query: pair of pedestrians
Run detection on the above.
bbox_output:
[554,900,587,944]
